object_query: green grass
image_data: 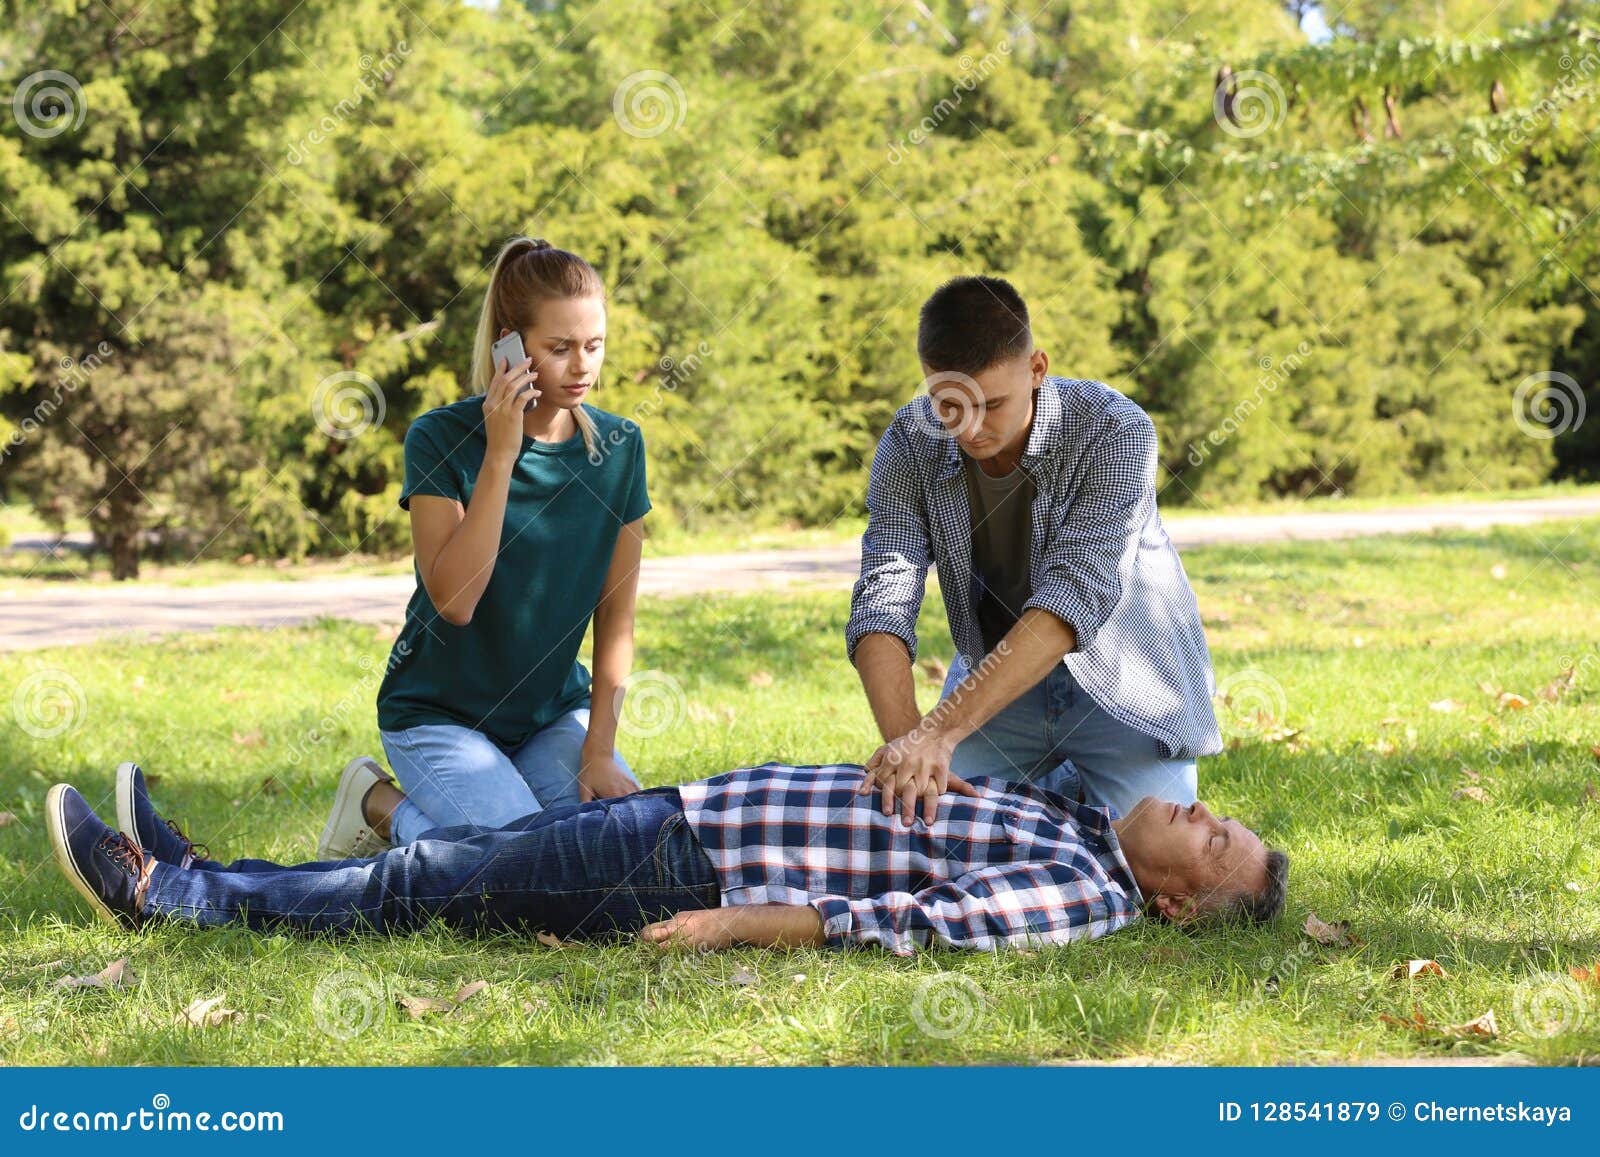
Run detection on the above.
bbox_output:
[1,519,1598,1065]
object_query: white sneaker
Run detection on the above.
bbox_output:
[317,756,395,860]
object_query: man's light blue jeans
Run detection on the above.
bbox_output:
[380,709,638,847]
[941,653,1196,819]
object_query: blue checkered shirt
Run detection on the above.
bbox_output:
[676,762,1144,955]
[846,375,1222,760]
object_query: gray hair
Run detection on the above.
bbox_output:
[1204,847,1290,928]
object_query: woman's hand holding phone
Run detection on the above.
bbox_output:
[483,330,539,462]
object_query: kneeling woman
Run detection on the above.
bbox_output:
[320,236,649,857]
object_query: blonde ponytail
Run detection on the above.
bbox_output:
[470,236,605,460]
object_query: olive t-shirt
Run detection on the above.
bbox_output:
[376,398,650,748]
[963,455,1035,656]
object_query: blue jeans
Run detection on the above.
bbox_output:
[145,787,722,939]
[941,654,1197,819]
[381,711,638,846]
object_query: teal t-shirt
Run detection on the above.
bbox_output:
[376,397,651,748]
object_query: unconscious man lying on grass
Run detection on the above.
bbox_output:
[46,762,1288,954]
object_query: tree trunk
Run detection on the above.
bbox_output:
[106,483,141,581]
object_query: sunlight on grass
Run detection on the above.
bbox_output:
[1,519,1597,1064]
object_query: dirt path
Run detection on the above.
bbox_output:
[2,493,1595,652]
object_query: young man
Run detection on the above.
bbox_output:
[849,276,1221,826]
[47,761,1286,955]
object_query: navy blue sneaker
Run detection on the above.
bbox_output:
[46,784,151,929]
[114,762,207,867]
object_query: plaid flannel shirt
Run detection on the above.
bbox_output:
[846,375,1222,760]
[676,762,1144,955]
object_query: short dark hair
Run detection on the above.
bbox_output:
[917,275,1032,375]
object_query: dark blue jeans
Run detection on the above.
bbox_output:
[144,786,723,940]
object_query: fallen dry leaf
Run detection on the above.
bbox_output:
[1581,781,1599,806]
[1569,965,1600,988]
[0,812,16,828]
[453,980,488,1004]
[1303,913,1359,948]
[1452,785,1488,803]
[1538,666,1578,703]
[397,995,457,1019]
[232,729,264,749]
[1590,745,1600,762]
[174,996,243,1029]
[220,688,247,703]
[1380,1006,1498,1038]
[1379,1007,1428,1031]
[748,671,773,688]
[1391,959,1450,981]
[535,931,568,949]
[55,958,136,991]
[918,658,948,683]
[1449,1009,1499,1037]
[1459,767,1482,782]
[1497,692,1531,710]
[728,966,758,986]
[1477,680,1500,697]
[1429,699,1460,713]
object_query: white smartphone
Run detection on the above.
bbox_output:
[490,330,537,410]
[490,330,527,373]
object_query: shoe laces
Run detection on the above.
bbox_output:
[100,831,156,911]
[165,817,209,864]
[100,831,147,878]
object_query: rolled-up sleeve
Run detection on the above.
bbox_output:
[808,862,1127,955]
[1024,411,1157,654]
[845,421,932,665]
